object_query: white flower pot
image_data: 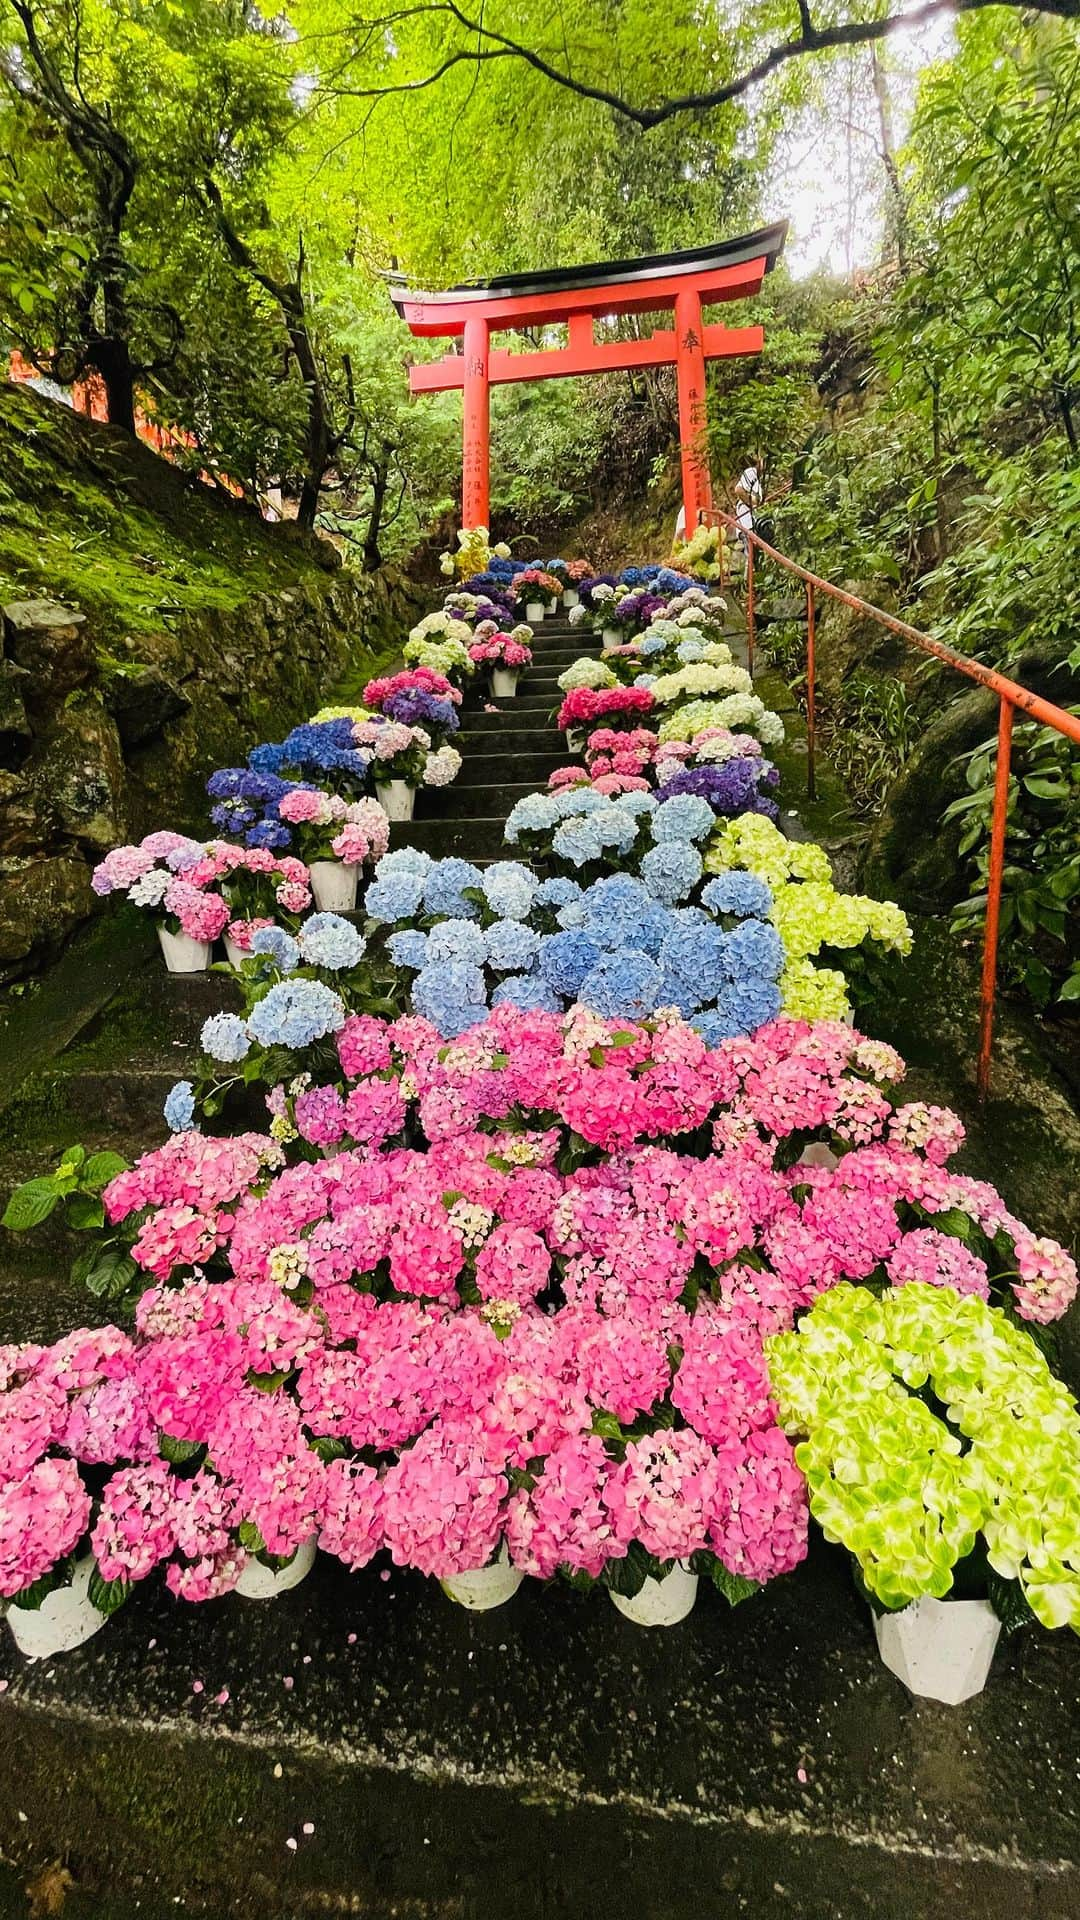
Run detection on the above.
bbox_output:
[610,1561,698,1627]
[602,626,621,648]
[564,588,580,608]
[309,860,358,912]
[525,601,545,625]
[491,669,519,698]
[440,1543,523,1611]
[224,935,249,968]
[157,926,211,973]
[872,1595,1001,1703]
[236,1537,317,1600]
[7,1555,106,1661]
[379,779,415,823]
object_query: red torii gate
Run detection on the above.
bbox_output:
[389,223,787,534]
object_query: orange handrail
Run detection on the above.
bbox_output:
[700,507,1080,1100]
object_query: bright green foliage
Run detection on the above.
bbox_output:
[945,713,1080,1006]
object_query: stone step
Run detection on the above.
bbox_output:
[519,674,567,695]
[389,817,508,860]
[460,708,563,735]
[415,783,538,823]
[453,751,568,787]
[0,1538,1075,1920]
[458,728,563,756]
[494,694,559,715]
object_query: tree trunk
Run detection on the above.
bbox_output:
[871,49,910,276]
[364,460,389,569]
[92,333,136,435]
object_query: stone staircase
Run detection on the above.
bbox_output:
[0,610,1078,1920]
[394,612,596,860]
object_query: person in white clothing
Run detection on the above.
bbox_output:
[733,460,763,551]
[673,503,686,547]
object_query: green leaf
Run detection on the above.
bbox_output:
[88,1567,132,1615]
[601,1540,658,1598]
[64,1192,105,1231]
[247,1366,288,1393]
[158,1432,204,1464]
[986,1569,1035,1633]
[2,1179,60,1231]
[703,1559,761,1607]
[238,1519,266,1553]
[73,1244,139,1301]
[82,1152,129,1191]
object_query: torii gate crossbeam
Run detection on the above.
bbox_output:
[389,224,788,534]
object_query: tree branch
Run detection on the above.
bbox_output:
[326,0,1080,130]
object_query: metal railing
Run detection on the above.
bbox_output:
[700,507,1080,1099]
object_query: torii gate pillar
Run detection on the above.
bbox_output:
[390,226,787,534]
[674,286,713,528]
[462,315,490,528]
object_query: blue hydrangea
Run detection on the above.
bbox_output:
[535,877,582,910]
[617,790,658,817]
[364,870,427,923]
[245,820,292,851]
[550,818,604,867]
[658,920,731,1002]
[555,788,609,818]
[250,926,300,972]
[163,1080,195,1132]
[640,842,703,905]
[296,913,367,971]
[491,973,563,1014]
[689,1009,731,1048]
[247,743,288,776]
[652,794,715,844]
[709,978,784,1036]
[247,979,346,1049]
[579,951,664,1020]
[422,858,483,919]
[485,919,540,972]
[578,876,669,957]
[387,929,429,970]
[700,872,773,920]
[725,919,785,981]
[676,638,707,662]
[378,847,433,878]
[201,1012,251,1063]
[427,918,488,965]
[538,929,602,994]
[481,861,536,921]
[637,633,667,657]
[635,673,657,689]
[411,960,488,1037]
[505,793,559,841]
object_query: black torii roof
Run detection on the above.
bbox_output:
[387,222,788,314]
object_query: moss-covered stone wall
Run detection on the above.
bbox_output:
[0,383,424,975]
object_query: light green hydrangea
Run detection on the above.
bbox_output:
[402,635,473,679]
[778,956,852,1021]
[557,657,618,693]
[766,1283,1080,1629]
[649,662,753,706]
[658,694,785,748]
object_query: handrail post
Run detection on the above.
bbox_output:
[806,580,817,804]
[746,536,755,679]
[976,695,1015,1102]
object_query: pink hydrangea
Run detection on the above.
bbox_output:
[381,1428,507,1577]
[506,1433,615,1578]
[0,1457,91,1596]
